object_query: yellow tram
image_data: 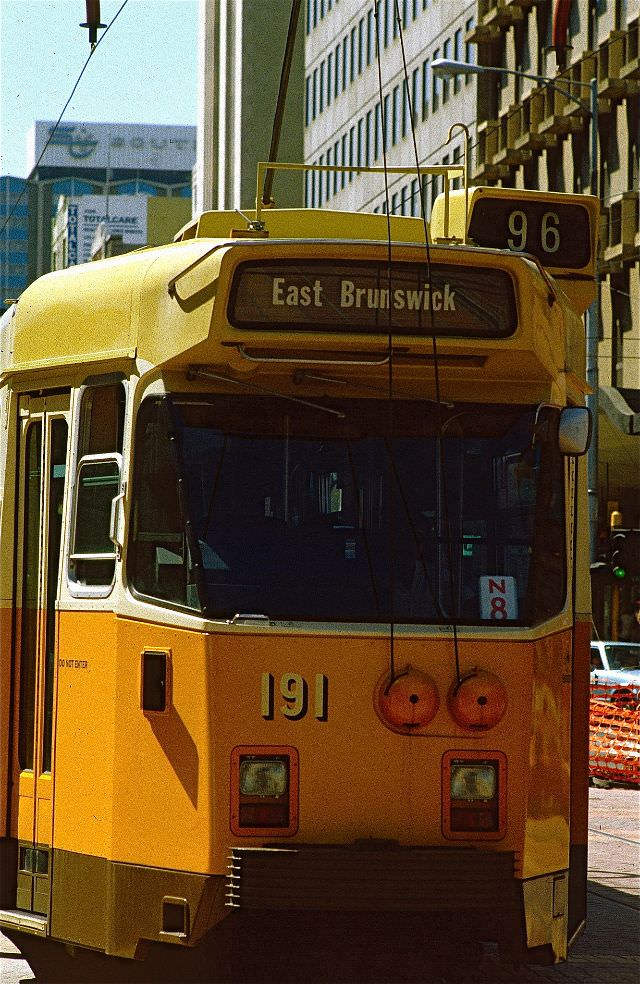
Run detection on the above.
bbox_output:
[0,176,598,966]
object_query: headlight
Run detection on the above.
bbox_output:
[239,758,288,797]
[442,751,507,840]
[450,763,497,801]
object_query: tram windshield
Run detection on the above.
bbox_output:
[129,395,566,626]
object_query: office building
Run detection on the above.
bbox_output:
[304,0,477,215]
[21,120,195,287]
[194,0,304,214]
[466,0,639,636]
[0,176,29,313]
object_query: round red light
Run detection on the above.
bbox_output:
[448,669,507,730]
[375,667,439,733]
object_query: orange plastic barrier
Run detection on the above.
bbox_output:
[589,682,640,786]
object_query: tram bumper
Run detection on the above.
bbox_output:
[225,844,574,964]
[226,843,518,914]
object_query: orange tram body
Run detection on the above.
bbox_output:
[0,184,598,967]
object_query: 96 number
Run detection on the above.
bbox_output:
[507,209,560,254]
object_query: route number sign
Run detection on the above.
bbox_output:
[479,575,518,621]
[467,196,592,269]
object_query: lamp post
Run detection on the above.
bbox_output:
[432,59,600,561]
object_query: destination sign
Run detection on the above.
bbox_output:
[228,260,517,337]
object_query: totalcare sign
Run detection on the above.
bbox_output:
[64,195,147,265]
[229,260,517,338]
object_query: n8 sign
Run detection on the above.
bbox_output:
[479,576,518,621]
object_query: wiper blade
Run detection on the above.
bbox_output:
[188,366,345,418]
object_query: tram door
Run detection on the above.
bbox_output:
[13,394,69,916]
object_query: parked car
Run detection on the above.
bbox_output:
[590,641,640,695]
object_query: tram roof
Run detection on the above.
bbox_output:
[1,208,581,396]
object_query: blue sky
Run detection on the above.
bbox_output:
[1,0,199,177]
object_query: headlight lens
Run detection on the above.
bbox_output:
[450,763,497,802]
[239,758,288,797]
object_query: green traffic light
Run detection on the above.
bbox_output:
[613,566,626,579]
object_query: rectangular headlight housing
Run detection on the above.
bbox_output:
[442,751,507,840]
[231,746,299,837]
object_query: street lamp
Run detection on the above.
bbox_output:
[432,58,600,561]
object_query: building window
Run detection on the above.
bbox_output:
[334,44,341,98]
[452,146,462,189]
[442,38,451,103]
[341,134,348,188]
[465,18,475,76]
[367,9,374,64]
[454,29,462,94]
[349,127,355,180]
[392,85,400,145]
[374,102,382,161]
[386,0,394,47]
[357,117,364,167]
[334,140,340,194]
[350,27,357,83]
[402,80,410,139]
[358,18,365,74]
[343,36,349,89]
[411,178,419,216]
[422,58,430,119]
[384,93,391,151]
[366,109,373,165]
[432,47,440,112]
[412,67,420,124]
[327,52,333,106]
[312,67,318,119]
[319,62,325,114]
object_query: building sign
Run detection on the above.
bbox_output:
[67,204,78,266]
[29,121,196,173]
[228,260,517,337]
[63,195,147,265]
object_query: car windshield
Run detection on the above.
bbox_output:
[128,395,566,625]
[604,644,640,671]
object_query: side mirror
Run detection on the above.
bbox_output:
[558,407,591,456]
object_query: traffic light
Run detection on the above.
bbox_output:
[609,529,640,580]
[610,530,628,578]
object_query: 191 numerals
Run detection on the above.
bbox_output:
[261,672,328,721]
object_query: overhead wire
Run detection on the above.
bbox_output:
[372,0,464,688]
[0,0,129,242]
[373,0,397,685]
[393,0,463,684]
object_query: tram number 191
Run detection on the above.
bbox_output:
[261,672,329,721]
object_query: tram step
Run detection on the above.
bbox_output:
[0,908,48,935]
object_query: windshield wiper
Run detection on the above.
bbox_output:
[188,366,345,418]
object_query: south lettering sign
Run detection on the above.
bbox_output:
[229,260,517,337]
